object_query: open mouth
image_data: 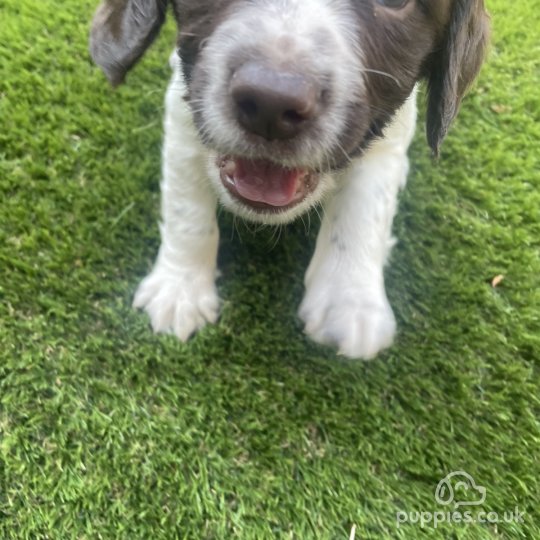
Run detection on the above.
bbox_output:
[218,156,318,212]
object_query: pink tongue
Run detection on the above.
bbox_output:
[232,159,304,207]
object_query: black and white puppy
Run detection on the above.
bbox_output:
[90,0,489,359]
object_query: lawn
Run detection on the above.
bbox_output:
[1,0,539,538]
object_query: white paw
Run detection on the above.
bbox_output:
[299,283,396,360]
[133,266,219,341]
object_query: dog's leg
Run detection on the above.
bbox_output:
[299,90,418,359]
[133,57,220,340]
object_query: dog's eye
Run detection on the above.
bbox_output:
[376,0,409,8]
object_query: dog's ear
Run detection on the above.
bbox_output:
[90,0,168,86]
[426,0,490,155]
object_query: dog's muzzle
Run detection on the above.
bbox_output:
[218,61,325,212]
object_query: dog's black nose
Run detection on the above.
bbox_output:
[230,62,319,141]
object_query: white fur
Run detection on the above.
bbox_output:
[134,48,417,358]
[133,60,220,340]
[299,90,417,358]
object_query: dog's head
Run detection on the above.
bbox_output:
[91,0,489,223]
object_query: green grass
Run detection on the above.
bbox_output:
[1,1,539,538]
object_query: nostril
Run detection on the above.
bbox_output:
[237,98,258,119]
[282,109,306,125]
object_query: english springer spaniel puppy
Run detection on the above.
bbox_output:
[90,0,489,359]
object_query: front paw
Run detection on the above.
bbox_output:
[299,283,396,360]
[133,266,219,341]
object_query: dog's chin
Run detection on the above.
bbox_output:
[214,155,323,224]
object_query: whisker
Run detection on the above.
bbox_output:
[300,214,309,235]
[334,141,353,166]
[361,68,402,88]
[312,202,322,224]
[270,224,283,250]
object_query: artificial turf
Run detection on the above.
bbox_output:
[1,0,539,538]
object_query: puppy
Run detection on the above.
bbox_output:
[90,0,489,359]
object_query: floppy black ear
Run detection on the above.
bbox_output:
[426,0,490,155]
[90,0,168,86]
